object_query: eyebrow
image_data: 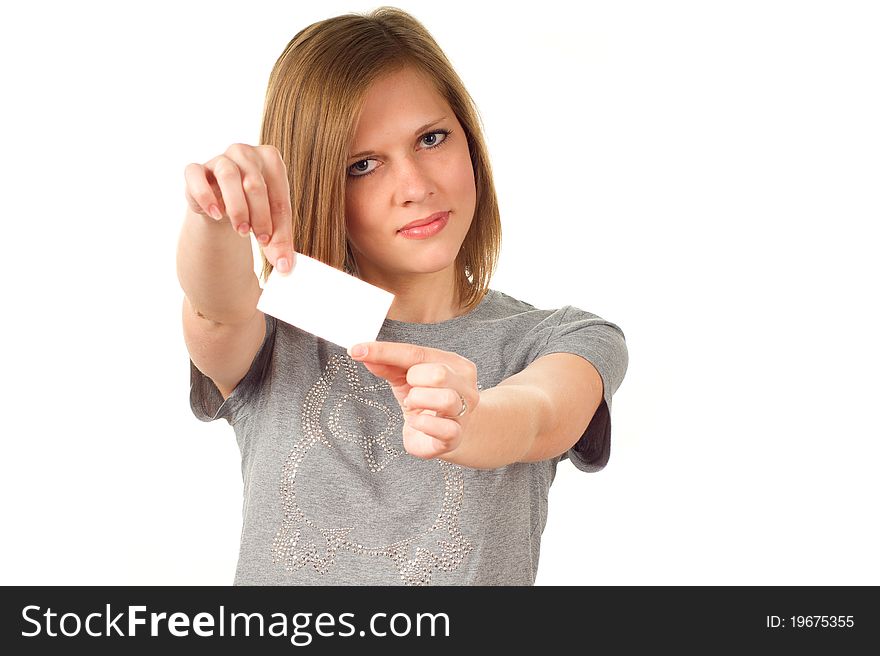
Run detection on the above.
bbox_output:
[348,116,447,160]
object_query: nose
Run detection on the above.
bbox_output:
[393,155,435,206]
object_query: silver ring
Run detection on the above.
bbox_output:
[454,394,468,418]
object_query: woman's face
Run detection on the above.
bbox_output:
[344,67,476,280]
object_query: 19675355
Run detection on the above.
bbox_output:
[766,615,854,629]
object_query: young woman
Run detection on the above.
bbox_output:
[178,7,628,585]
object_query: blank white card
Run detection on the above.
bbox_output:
[256,252,395,351]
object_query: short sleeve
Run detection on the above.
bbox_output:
[189,312,277,425]
[535,305,628,472]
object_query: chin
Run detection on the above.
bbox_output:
[406,252,458,274]
[411,260,455,274]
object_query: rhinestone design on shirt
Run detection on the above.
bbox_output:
[269,353,482,585]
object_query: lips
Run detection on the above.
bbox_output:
[398,211,449,232]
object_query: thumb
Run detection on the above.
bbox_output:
[265,234,296,276]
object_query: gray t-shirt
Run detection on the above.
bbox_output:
[189,288,628,585]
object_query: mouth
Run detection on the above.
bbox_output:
[398,211,450,232]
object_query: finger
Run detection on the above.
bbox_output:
[405,387,462,417]
[359,360,411,389]
[402,424,453,460]
[183,163,223,218]
[205,155,249,234]
[350,341,465,371]
[239,153,273,243]
[348,341,429,369]
[403,362,457,390]
[257,145,296,275]
[406,412,461,443]
[404,440,448,460]
[223,143,268,239]
[402,418,459,460]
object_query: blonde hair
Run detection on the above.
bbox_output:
[257,6,501,313]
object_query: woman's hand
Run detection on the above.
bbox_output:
[348,342,480,460]
[184,143,297,275]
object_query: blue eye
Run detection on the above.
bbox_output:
[348,129,452,179]
[348,159,374,176]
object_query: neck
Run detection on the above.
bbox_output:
[359,267,461,324]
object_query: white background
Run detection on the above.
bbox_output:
[1,0,877,586]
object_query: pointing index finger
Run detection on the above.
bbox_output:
[348,341,433,366]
